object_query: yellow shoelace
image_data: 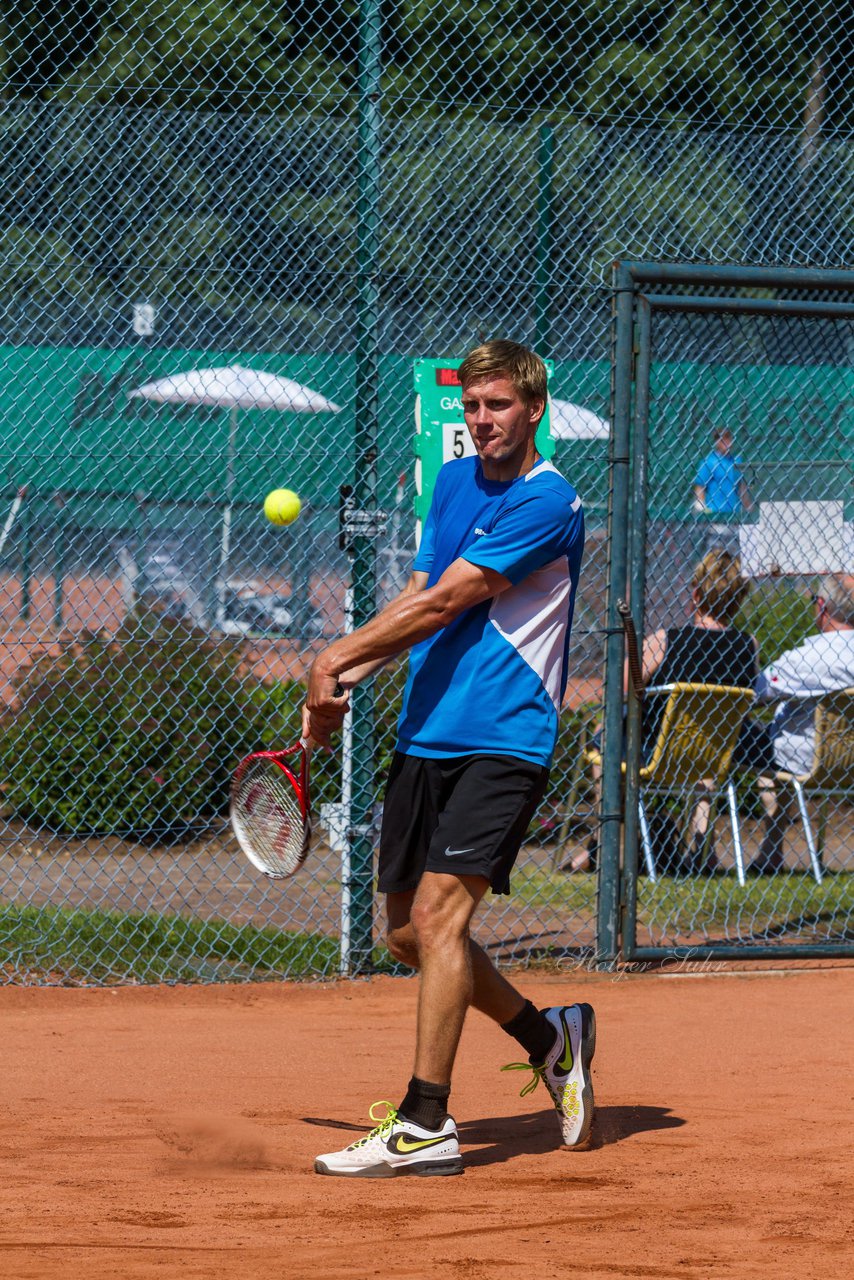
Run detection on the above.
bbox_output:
[351,1100,399,1148]
[500,1061,545,1097]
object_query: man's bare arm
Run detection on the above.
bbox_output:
[337,571,429,688]
[303,558,511,744]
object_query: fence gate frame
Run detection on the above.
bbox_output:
[599,260,854,965]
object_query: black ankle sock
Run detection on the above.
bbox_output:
[398,1076,451,1131]
[501,999,555,1064]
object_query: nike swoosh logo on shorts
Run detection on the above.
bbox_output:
[444,846,475,858]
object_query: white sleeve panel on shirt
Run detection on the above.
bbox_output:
[487,555,573,712]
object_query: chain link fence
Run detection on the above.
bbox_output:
[1,4,852,983]
[608,264,853,960]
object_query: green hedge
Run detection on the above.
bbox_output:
[0,615,278,839]
[0,625,590,843]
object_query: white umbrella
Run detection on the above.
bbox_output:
[129,365,341,414]
[129,365,341,627]
[549,398,610,441]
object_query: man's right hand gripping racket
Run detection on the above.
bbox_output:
[229,738,313,879]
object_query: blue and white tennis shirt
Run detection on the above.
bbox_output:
[396,456,585,768]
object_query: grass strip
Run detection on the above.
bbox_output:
[516,864,853,937]
[0,902,340,984]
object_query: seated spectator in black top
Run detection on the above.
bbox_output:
[572,550,761,874]
[640,550,757,742]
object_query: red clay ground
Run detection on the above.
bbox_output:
[1,967,852,1280]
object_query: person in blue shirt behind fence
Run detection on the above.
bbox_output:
[692,427,754,518]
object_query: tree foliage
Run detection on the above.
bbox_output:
[0,1,851,127]
[0,2,851,350]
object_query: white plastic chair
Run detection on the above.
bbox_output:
[772,687,854,884]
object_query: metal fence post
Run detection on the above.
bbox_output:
[597,261,634,967]
[345,0,383,974]
[621,295,652,957]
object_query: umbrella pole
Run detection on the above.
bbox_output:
[215,405,239,629]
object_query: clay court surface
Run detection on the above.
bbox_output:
[2,967,852,1280]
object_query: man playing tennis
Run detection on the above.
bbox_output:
[304,340,592,1177]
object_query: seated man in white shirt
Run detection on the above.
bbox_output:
[750,574,854,873]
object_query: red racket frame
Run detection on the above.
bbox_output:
[229,739,312,878]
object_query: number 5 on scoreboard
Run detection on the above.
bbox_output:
[442,423,476,462]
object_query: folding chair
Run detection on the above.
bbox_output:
[772,687,854,884]
[586,683,755,882]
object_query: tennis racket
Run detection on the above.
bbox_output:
[230,738,313,879]
[229,683,345,878]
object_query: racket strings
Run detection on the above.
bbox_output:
[231,758,308,877]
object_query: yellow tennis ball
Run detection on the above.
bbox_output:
[263,488,301,526]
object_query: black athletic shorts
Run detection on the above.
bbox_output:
[378,751,550,896]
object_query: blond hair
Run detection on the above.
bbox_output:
[457,340,548,404]
[692,549,748,625]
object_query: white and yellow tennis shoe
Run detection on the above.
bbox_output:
[502,1002,596,1148]
[314,1101,463,1178]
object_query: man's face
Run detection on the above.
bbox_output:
[461,375,544,475]
[715,432,734,455]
